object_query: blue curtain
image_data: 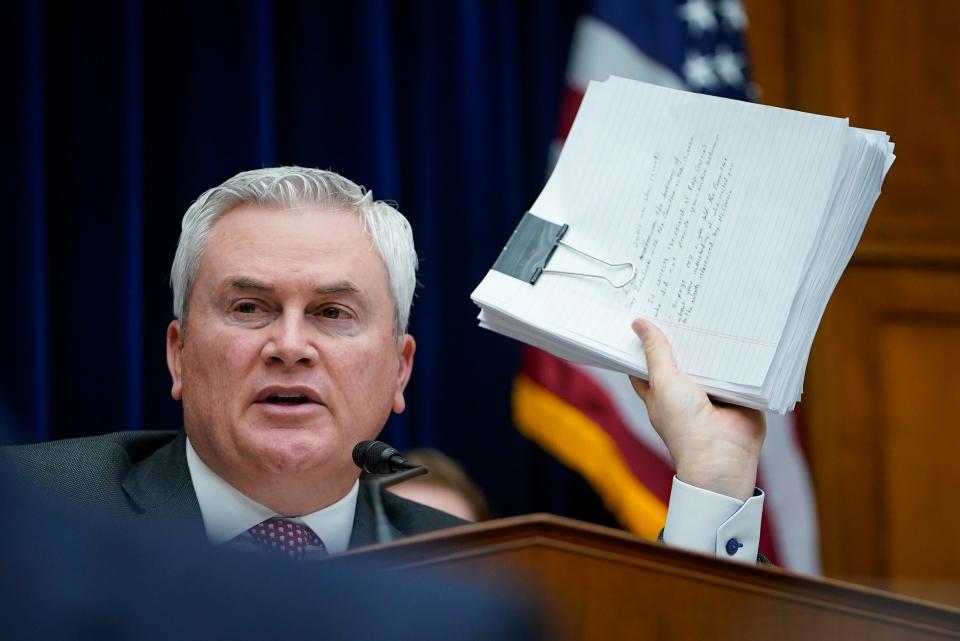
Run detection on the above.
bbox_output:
[2,0,620,524]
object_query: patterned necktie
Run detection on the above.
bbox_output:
[247,518,324,559]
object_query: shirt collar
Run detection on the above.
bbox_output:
[185,437,358,554]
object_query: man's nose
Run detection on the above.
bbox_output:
[261,314,319,366]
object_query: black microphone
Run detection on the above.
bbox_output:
[352,440,428,544]
[352,440,417,474]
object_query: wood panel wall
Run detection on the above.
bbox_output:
[744,0,960,607]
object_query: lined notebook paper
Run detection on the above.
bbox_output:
[471,77,895,413]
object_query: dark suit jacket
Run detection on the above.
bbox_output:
[0,430,465,548]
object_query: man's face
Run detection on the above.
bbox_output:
[166,204,415,497]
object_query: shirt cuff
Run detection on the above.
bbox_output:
[662,475,764,563]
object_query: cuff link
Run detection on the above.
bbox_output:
[725,538,744,556]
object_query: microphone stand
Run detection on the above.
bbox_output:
[366,466,428,544]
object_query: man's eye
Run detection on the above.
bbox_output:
[320,306,347,319]
[234,302,261,314]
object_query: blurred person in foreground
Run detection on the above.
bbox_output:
[1,167,766,562]
[0,419,540,640]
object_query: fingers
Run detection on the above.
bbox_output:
[631,318,677,375]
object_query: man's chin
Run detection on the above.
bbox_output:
[244,428,341,476]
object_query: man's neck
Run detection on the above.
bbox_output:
[237,475,358,517]
[186,439,359,516]
[185,439,360,552]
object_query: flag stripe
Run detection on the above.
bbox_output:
[514,374,667,538]
[753,468,783,566]
[522,348,675,503]
[565,15,686,93]
[554,86,585,143]
[758,411,820,573]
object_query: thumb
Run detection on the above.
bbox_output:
[631,318,678,375]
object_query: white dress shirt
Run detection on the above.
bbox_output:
[185,437,358,555]
[664,476,765,563]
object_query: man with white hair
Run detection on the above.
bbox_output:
[3,166,766,561]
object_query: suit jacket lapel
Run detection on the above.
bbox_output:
[120,434,398,548]
[349,482,403,549]
[121,430,204,533]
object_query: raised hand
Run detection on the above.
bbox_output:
[629,318,766,501]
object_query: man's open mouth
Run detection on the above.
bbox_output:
[262,392,311,405]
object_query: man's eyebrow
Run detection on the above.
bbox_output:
[315,281,360,295]
[229,278,273,292]
[225,278,360,296]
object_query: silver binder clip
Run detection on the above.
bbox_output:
[492,212,636,288]
[544,240,636,288]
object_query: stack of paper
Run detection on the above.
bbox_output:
[471,77,894,414]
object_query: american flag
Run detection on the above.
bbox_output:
[515,0,821,573]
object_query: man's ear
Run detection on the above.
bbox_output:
[166,320,185,401]
[392,335,416,414]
